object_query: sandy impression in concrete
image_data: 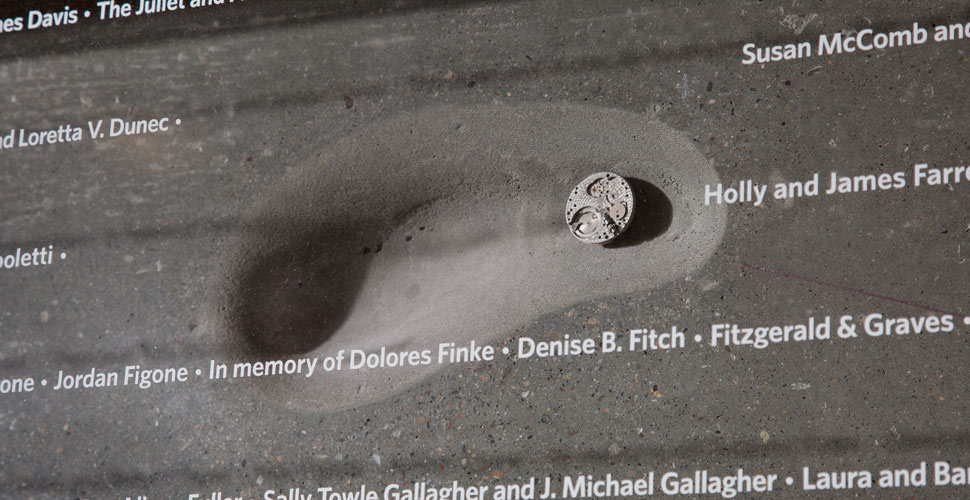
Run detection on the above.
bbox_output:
[212,103,726,411]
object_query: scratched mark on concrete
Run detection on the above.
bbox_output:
[779,13,818,35]
[676,73,689,100]
[742,261,959,316]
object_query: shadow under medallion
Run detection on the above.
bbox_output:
[605,178,674,249]
[214,102,727,412]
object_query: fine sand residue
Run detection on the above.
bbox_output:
[212,102,727,412]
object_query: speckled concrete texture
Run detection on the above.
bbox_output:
[0,1,969,499]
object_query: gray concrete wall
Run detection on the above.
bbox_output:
[1,1,969,498]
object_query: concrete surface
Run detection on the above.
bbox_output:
[0,1,969,499]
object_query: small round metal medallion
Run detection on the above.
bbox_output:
[565,172,635,244]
